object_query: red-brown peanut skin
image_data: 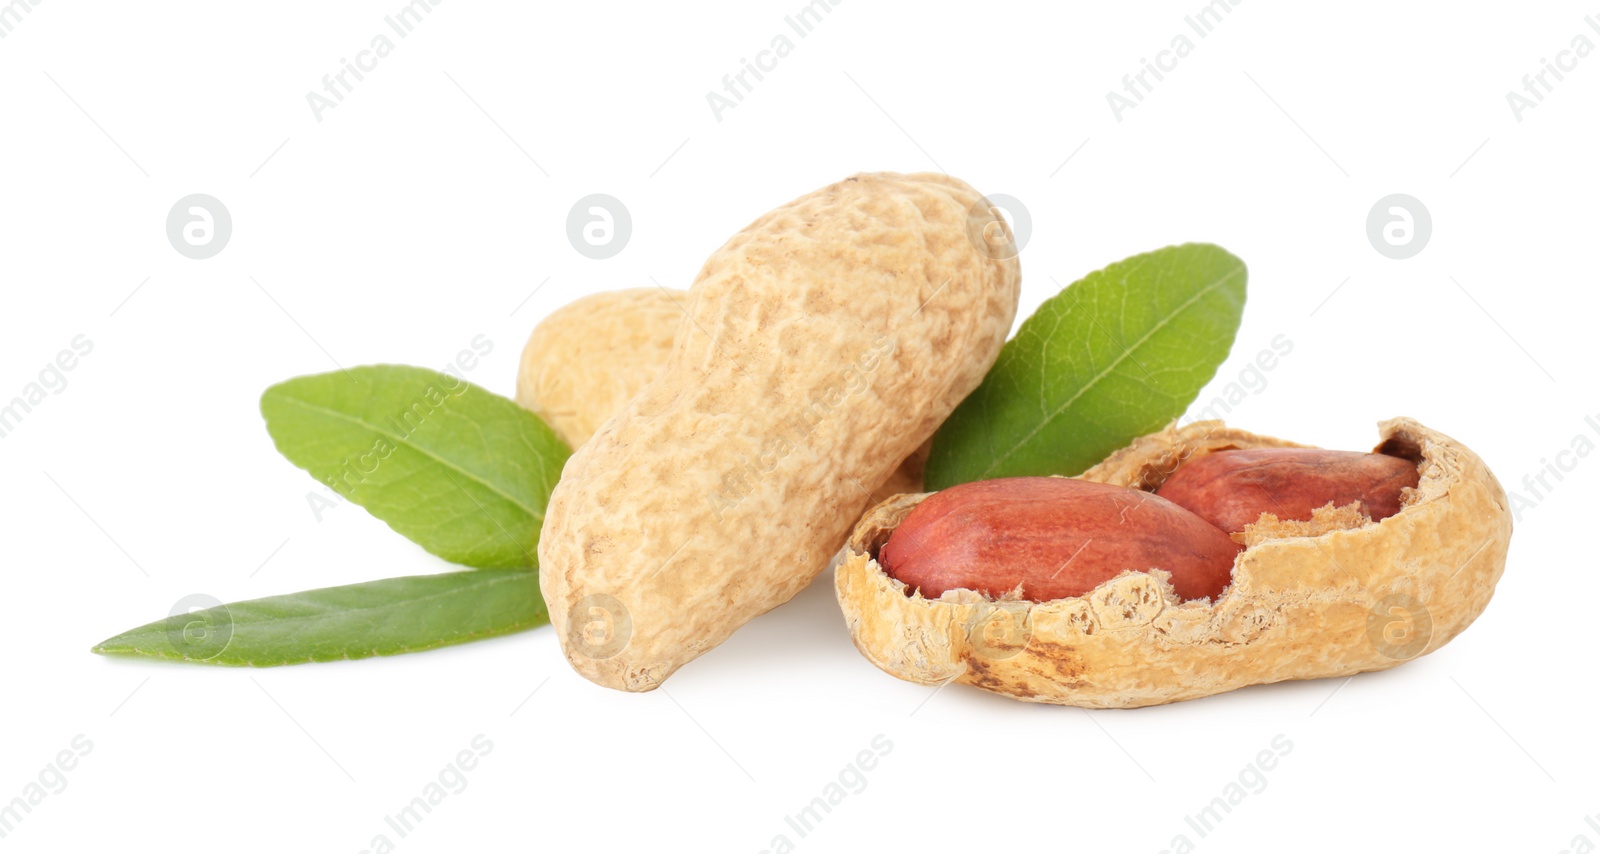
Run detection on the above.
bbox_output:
[878,477,1243,603]
[1155,449,1420,534]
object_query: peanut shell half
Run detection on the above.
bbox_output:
[836,418,1511,708]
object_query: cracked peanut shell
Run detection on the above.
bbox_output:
[836,417,1511,708]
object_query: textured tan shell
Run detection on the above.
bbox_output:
[515,287,929,501]
[540,172,1022,691]
[515,287,687,450]
[837,418,1512,708]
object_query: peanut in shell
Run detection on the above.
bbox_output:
[515,287,686,451]
[836,418,1511,708]
[540,172,1022,692]
[514,287,929,501]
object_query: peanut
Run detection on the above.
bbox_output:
[1154,448,1419,534]
[515,287,686,450]
[836,418,1512,709]
[540,173,1021,692]
[880,477,1240,602]
[515,287,930,503]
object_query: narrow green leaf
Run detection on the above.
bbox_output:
[91,568,545,666]
[261,365,570,569]
[925,243,1247,489]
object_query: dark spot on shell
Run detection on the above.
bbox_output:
[963,656,1015,693]
[1028,640,1087,681]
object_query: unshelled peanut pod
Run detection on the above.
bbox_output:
[541,172,1022,692]
[514,287,929,502]
[836,418,1511,708]
[515,287,686,451]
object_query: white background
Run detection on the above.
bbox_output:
[1,1,1594,851]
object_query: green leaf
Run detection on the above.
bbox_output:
[91,568,546,666]
[925,243,1247,489]
[261,365,570,569]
